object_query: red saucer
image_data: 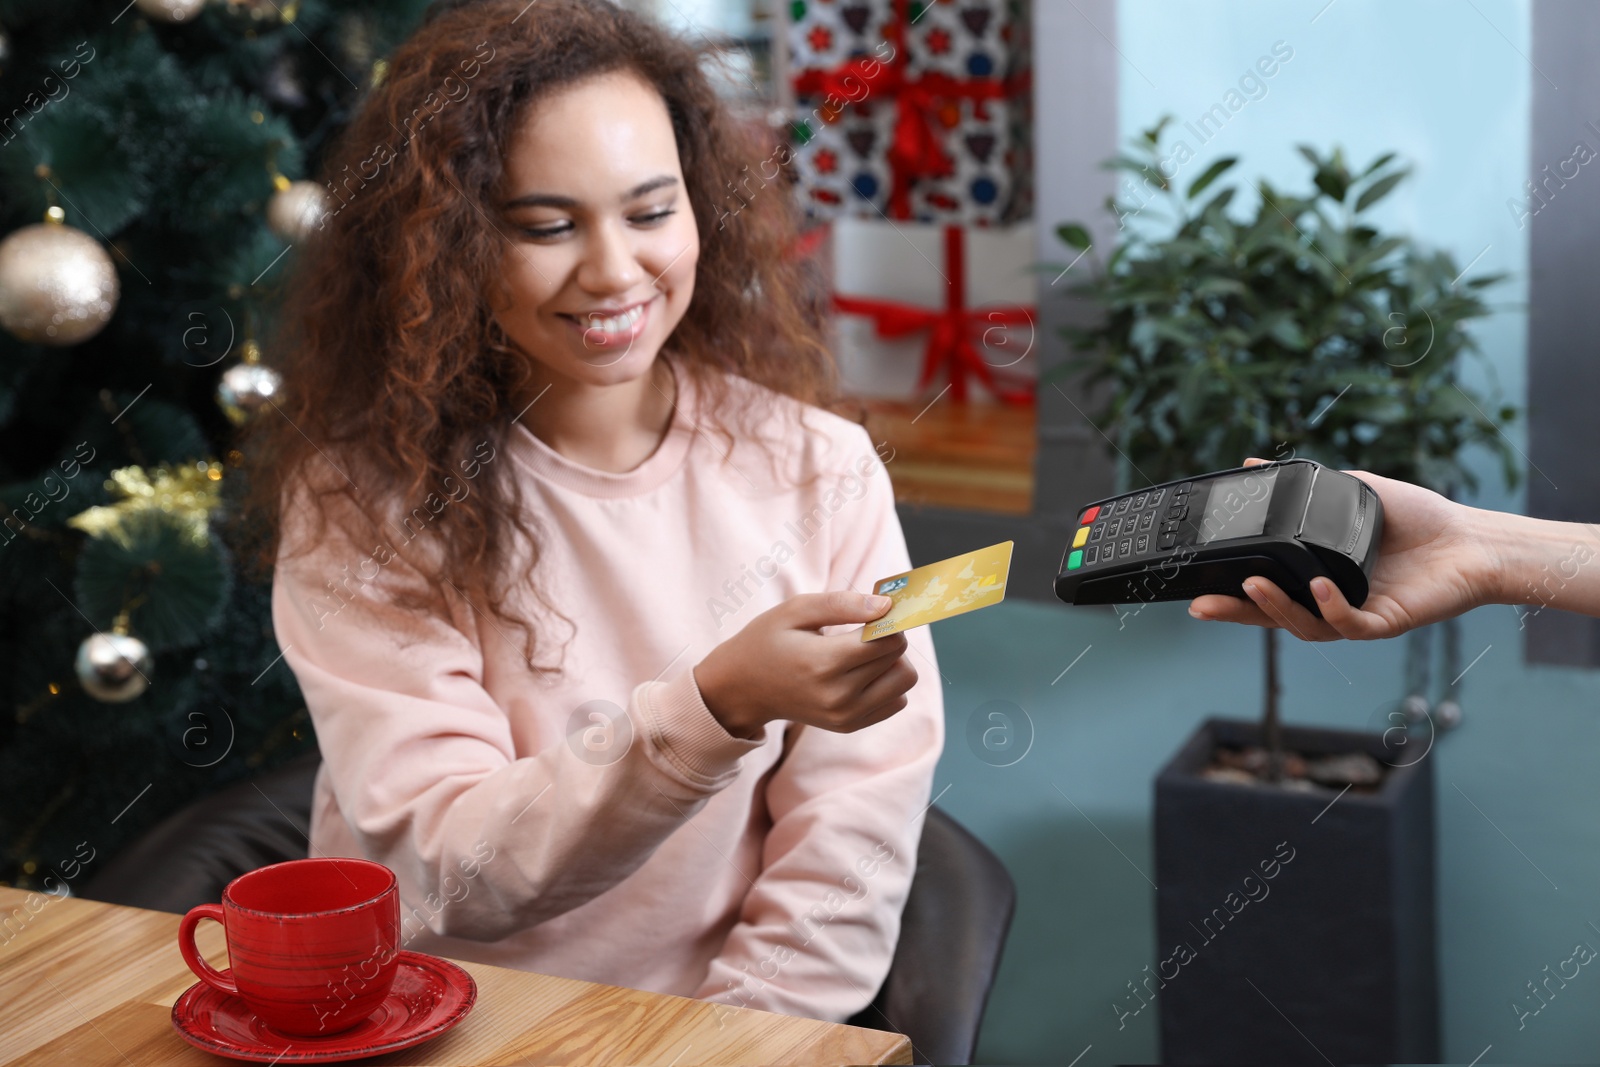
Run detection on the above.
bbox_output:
[171,950,476,1063]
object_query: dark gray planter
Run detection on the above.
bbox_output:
[1151,717,1438,1064]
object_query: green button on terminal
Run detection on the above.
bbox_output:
[1067,549,1083,570]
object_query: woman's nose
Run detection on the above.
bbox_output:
[577,219,646,295]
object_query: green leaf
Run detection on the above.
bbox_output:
[1313,166,1350,204]
[1343,395,1409,423]
[1200,187,1238,216]
[1353,235,1406,267]
[1266,316,1308,350]
[1057,224,1093,251]
[1359,152,1398,179]
[1192,277,1247,297]
[1177,361,1208,425]
[1140,116,1174,147]
[1187,157,1238,200]
[1106,156,1168,192]
[1355,170,1408,212]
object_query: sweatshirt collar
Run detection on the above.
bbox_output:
[505,357,696,498]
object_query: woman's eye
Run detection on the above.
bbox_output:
[519,208,674,239]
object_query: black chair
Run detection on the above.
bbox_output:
[843,807,1016,1065]
[81,751,324,914]
[80,753,1014,1065]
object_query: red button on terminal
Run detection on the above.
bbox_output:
[1079,505,1100,524]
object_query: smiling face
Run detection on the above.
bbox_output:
[488,70,700,387]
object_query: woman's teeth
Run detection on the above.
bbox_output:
[586,304,644,335]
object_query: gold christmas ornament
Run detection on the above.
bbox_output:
[137,0,207,21]
[266,178,330,243]
[75,631,153,702]
[0,221,120,345]
[67,461,224,549]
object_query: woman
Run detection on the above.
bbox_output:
[243,0,941,1023]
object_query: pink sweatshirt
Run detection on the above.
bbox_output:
[269,359,944,1023]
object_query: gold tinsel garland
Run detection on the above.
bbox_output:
[66,460,224,548]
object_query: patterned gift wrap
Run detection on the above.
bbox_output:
[786,0,1033,224]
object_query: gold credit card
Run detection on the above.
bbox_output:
[861,541,1014,641]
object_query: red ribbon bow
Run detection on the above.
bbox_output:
[832,226,1035,405]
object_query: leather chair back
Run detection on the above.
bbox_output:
[845,806,1016,1065]
[80,751,321,914]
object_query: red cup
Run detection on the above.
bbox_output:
[177,857,401,1037]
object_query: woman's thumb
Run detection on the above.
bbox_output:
[787,590,894,629]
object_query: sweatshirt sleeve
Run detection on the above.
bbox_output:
[691,425,946,1022]
[270,485,765,942]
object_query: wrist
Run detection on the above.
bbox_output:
[1470,506,1600,608]
[1464,504,1520,606]
[692,658,765,740]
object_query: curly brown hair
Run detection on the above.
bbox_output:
[240,0,843,669]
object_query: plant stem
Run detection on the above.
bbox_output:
[1264,626,1283,781]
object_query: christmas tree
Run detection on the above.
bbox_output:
[0,0,438,892]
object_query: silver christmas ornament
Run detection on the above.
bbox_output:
[137,0,207,22]
[75,632,153,703]
[218,361,282,424]
[0,222,120,345]
[1400,693,1430,727]
[262,52,308,109]
[266,180,330,243]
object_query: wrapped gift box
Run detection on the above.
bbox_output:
[818,218,1036,404]
[786,0,1033,225]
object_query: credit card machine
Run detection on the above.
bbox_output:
[1053,459,1383,617]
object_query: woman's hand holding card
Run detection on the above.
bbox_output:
[694,592,918,739]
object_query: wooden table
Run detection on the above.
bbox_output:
[857,398,1035,516]
[0,887,911,1065]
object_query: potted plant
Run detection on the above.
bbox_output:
[1050,118,1518,1063]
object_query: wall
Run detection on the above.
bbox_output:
[934,1,1600,1062]
[1524,0,1600,665]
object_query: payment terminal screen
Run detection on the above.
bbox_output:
[1196,468,1278,543]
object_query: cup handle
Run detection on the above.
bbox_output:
[178,903,238,996]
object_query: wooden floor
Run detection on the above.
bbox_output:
[854,397,1037,516]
